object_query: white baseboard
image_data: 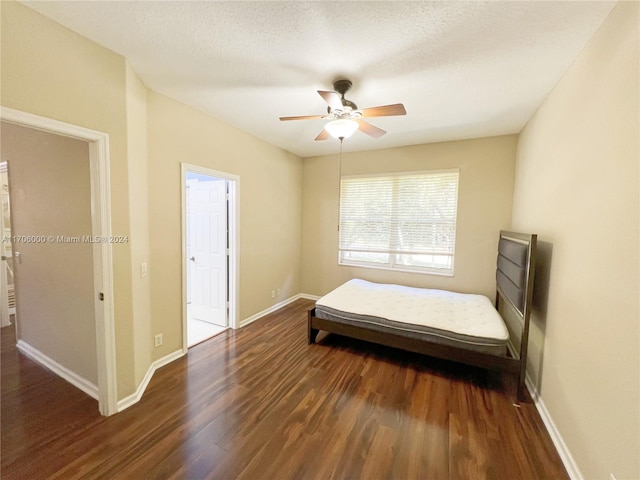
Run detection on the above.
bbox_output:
[117,349,184,412]
[117,294,317,412]
[298,293,321,301]
[239,293,318,328]
[16,340,99,400]
[504,342,582,479]
[525,376,583,480]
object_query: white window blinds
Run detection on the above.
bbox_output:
[338,169,459,275]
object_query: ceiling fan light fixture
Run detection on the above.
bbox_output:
[325,119,359,139]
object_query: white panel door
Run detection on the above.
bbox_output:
[188,178,227,326]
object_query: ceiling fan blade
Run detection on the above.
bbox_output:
[279,114,326,121]
[314,129,330,141]
[356,119,386,138]
[318,90,343,111]
[359,103,407,118]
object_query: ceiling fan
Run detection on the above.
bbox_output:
[279,79,406,141]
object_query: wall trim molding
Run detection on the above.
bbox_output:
[525,375,583,480]
[297,293,321,301]
[17,340,99,400]
[503,342,582,478]
[117,294,318,412]
[14,338,182,415]
[117,349,185,412]
[239,293,318,328]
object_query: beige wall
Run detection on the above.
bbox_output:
[301,135,517,299]
[125,62,153,385]
[1,0,304,399]
[2,1,139,399]
[1,122,97,384]
[511,2,639,478]
[146,91,303,359]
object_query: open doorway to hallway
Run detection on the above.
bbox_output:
[0,120,107,410]
[0,108,116,416]
[182,165,238,349]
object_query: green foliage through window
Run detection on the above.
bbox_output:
[339,169,459,275]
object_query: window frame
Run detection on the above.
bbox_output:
[338,168,460,276]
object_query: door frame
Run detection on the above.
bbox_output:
[181,163,239,353]
[0,107,117,416]
[0,161,12,327]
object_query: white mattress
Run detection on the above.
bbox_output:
[315,279,509,346]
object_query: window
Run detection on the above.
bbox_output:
[338,169,459,275]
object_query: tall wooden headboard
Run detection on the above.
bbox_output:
[496,230,537,398]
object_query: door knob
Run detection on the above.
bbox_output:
[189,256,196,262]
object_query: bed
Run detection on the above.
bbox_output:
[307,230,537,401]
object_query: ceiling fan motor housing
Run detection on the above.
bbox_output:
[332,79,358,111]
[333,79,353,95]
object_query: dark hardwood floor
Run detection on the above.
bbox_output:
[1,299,568,479]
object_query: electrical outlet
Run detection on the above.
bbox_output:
[271,290,276,299]
[141,262,148,278]
[154,333,163,347]
[277,288,281,297]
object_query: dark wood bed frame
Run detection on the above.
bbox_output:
[308,230,537,402]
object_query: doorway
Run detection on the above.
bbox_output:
[0,107,116,416]
[181,164,238,350]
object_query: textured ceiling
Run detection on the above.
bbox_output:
[22,1,617,157]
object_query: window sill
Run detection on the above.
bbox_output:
[338,261,455,277]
